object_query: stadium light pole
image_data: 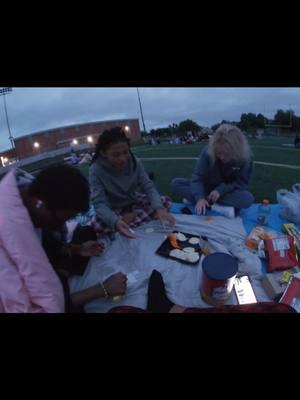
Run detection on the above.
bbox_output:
[0,87,15,150]
[137,88,147,134]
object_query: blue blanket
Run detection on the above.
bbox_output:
[170,203,300,275]
[170,202,296,233]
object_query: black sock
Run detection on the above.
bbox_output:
[147,270,174,313]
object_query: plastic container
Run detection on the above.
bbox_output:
[257,199,271,226]
[200,252,238,306]
[277,189,300,224]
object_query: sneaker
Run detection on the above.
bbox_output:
[211,204,235,218]
[182,198,193,205]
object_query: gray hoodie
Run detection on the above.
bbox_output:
[89,153,163,229]
[190,146,253,201]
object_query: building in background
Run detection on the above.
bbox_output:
[0,118,140,167]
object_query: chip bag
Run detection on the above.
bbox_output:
[264,235,298,272]
[245,226,276,251]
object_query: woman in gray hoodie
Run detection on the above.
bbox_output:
[89,127,175,238]
[171,124,254,216]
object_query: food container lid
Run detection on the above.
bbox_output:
[202,252,238,280]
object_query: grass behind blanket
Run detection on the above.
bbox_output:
[78,136,300,203]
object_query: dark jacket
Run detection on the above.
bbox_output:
[190,146,254,201]
[42,225,97,313]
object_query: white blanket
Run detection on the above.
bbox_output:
[68,214,270,313]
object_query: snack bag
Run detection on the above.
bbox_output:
[245,227,277,251]
[264,235,298,272]
[282,223,300,257]
[245,227,265,250]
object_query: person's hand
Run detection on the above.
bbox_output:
[122,211,138,224]
[103,272,127,296]
[155,208,176,226]
[78,241,103,257]
[195,199,209,215]
[115,219,136,239]
[207,190,220,204]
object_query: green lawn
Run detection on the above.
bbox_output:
[132,143,206,158]
[251,147,300,166]
[248,137,294,147]
[78,138,300,203]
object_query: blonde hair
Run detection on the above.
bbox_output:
[207,124,251,165]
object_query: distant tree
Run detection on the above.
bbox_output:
[256,113,265,128]
[168,123,179,135]
[211,123,221,131]
[150,127,170,137]
[274,109,294,126]
[177,119,201,136]
[292,114,300,130]
[239,113,257,130]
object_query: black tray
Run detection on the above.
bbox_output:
[156,231,203,265]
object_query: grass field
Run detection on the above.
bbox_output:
[78,136,300,203]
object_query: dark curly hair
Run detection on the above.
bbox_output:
[28,164,90,213]
[91,127,132,164]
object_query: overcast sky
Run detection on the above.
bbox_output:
[0,87,299,151]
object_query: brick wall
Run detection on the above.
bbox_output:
[1,119,141,161]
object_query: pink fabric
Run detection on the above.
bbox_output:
[0,171,65,313]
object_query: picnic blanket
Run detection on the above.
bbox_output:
[68,213,271,313]
[171,202,300,274]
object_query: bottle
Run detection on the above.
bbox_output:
[257,199,271,226]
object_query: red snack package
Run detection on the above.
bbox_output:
[264,236,298,272]
[279,276,300,312]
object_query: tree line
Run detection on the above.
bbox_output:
[145,109,300,137]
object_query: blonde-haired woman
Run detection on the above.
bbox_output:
[170,124,254,216]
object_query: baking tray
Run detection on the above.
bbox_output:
[156,231,203,265]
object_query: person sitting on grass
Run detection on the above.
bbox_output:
[89,127,175,239]
[170,124,254,217]
[0,165,127,313]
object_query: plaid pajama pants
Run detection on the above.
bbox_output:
[92,193,172,234]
